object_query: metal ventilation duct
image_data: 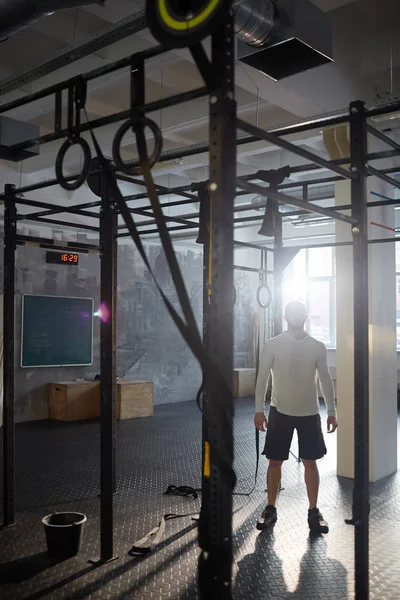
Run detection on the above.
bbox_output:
[235,0,333,80]
[0,0,105,42]
[233,0,277,47]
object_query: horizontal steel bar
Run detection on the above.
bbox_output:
[266,112,350,135]
[369,236,399,245]
[234,239,272,251]
[367,165,400,189]
[14,178,400,235]
[0,195,99,219]
[234,264,261,273]
[117,174,197,201]
[16,177,73,195]
[237,118,355,180]
[13,141,400,200]
[236,178,358,225]
[127,208,198,228]
[367,149,400,161]
[280,236,400,252]
[6,87,208,155]
[367,124,400,152]
[118,224,189,237]
[280,196,400,219]
[133,197,194,211]
[120,211,266,231]
[16,235,99,252]
[118,192,336,232]
[122,173,344,205]
[18,215,99,232]
[284,241,351,250]
[0,44,164,114]
[366,100,400,119]
[22,200,102,220]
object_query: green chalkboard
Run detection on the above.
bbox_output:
[21,295,94,368]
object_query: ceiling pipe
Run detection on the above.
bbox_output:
[0,0,105,42]
[233,0,277,47]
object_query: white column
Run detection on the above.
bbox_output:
[336,179,397,481]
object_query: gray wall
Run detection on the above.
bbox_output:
[4,232,258,422]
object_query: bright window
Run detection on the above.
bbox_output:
[308,279,333,345]
[396,242,400,347]
[308,247,333,277]
[282,247,336,347]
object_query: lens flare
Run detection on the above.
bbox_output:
[94,302,110,323]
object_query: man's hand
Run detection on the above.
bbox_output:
[327,416,338,433]
[255,412,268,431]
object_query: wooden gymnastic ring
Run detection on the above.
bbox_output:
[55,137,92,191]
[112,116,163,176]
[256,284,272,309]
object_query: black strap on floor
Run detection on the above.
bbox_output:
[165,485,199,499]
[128,511,200,556]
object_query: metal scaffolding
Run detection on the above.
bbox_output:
[0,11,399,599]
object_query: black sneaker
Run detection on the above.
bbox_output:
[308,508,329,534]
[256,505,277,531]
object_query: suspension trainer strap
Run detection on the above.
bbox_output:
[83,109,236,554]
[129,512,200,556]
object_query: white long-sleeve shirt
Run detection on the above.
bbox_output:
[255,332,336,417]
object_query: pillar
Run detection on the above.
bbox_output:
[336,178,397,481]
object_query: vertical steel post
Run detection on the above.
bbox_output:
[263,248,271,342]
[350,100,369,599]
[199,185,211,548]
[2,186,17,528]
[198,14,236,600]
[273,217,283,336]
[98,168,118,562]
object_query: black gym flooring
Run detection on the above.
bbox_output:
[0,398,399,599]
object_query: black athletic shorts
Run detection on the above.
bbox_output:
[262,406,327,461]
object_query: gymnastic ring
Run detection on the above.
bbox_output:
[112,117,163,176]
[256,284,272,309]
[55,137,92,191]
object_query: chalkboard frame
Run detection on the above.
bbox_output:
[21,294,94,368]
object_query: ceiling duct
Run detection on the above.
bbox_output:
[233,0,276,47]
[0,0,105,42]
[234,0,333,80]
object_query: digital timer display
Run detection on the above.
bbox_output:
[46,251,79,266]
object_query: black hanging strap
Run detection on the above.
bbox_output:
[82,111,236,556]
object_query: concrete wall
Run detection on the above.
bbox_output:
[0,226,259,422]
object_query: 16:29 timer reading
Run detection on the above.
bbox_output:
[46,251,79,266]
[61,253,78,263]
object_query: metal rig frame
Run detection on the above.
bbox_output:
[0,16,400,600]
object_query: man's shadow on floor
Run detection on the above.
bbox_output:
[233,531,348,599]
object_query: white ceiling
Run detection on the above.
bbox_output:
[0,0,399,242]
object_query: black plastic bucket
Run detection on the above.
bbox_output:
[42,512,87,560]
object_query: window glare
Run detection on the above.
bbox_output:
[282,247,335,347]
[396,242,400,348]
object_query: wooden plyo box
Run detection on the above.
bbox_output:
[233,368,256,398]
[116,381,154,420]
[48,382,100,422]
[48,381,154,422]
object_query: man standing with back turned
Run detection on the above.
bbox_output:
[254,301,337,534]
